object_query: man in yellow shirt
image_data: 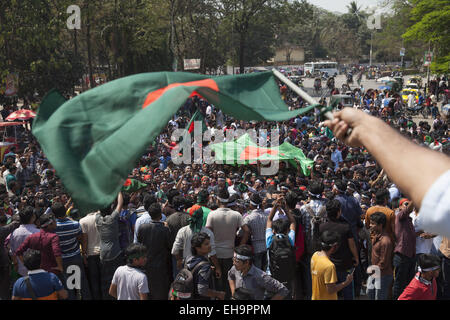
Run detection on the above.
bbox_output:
[311,231,353,300]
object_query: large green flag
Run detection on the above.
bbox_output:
[32,71,317,213]
[210,133,314,175]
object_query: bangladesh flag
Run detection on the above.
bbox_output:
[122,178,147,193]
[210,133,314,176]
[32,71,318,213]
[187,109,207,135]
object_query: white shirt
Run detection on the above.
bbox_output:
[171,226,216,258]
[417,170,450,238]
[408,94,415,108]
[79,212,101,256]
[111,265,149,300]
[205,208,243,259]
[411,213,433,255]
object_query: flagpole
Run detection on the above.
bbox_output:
[272,69,352,136]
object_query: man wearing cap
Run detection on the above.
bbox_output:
[206,188,243,299]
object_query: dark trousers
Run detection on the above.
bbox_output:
[62,254,92,300]
[0,265,10,300]
[214,257,233,299]
[337,270,354,300]
[101,253,125,300]
[294,254,312,300]
[393,252,416,300]
[437,253,450,300]
[146,266,171,300]
[253,251,267,271]
[86,255,103,300]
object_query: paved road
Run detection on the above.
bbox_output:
[300,74,422,99]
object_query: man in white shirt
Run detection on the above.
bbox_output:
[79,211,102,300]
[109,243,149,300]
[206,188,243,299]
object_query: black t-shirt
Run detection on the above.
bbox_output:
[319,218,354,272]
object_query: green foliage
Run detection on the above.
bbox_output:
[402,0,450,74]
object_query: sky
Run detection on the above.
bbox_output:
[308,0,388,14]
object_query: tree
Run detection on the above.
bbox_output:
[402,0,450,74]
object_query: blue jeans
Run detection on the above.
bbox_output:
[367,274,393,300]
[337,270,354,300]
[62,254,92,300]
[393,253,416,300]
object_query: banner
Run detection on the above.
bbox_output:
[184,59,201,70]
[5,73,19,97]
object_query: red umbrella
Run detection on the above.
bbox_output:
[5,109,37,121]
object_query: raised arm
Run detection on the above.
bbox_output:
[324,108,450,210]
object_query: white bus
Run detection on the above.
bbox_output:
[304,61,338,76]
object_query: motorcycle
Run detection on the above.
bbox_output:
[326,77,335,90]
[314,78,322,95]
[406,103,430,118]
[347,73,353,85]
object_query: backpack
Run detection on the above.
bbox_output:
[268,234,296,284]
[170,260,209,300]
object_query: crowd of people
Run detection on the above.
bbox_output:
[0,72,448,301]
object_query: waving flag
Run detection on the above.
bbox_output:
[122,178,147,193]
[210,133,314,175]
[32,71,317,213]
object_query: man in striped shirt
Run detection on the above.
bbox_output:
[52,202,91,300]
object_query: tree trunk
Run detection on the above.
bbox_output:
[86,1,95,89]
[239,32,245,74]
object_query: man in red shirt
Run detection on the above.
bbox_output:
[398,253,440,300]
[15,213,64,279]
